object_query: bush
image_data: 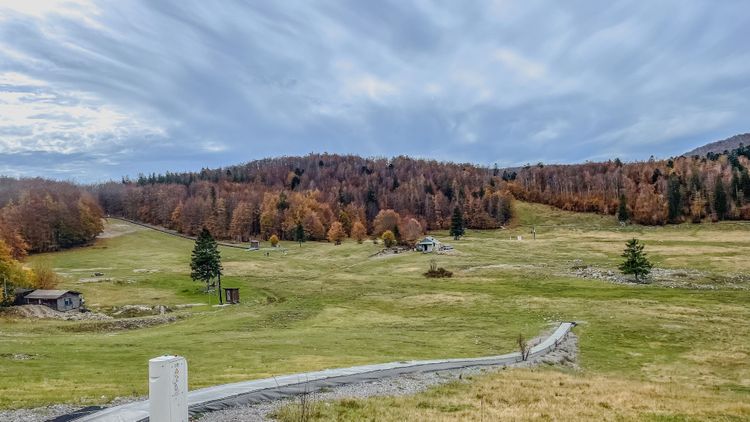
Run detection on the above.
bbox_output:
[381,230,396,248]
[31,259,61,289]
[424,259,453,278]
[269,234,279,247]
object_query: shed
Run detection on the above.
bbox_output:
[224,288,240,304]
[13,288,34,305]
[23,290,82,311]
[248,240,260,250]
[416,236,441,253]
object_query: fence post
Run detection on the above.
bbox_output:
[149,355,188,422]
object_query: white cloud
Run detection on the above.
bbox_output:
[493,48,546,80]
[0,72,165,155]
[0,0,101,28]
[343,74,398,102]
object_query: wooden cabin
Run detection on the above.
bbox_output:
[23,290,82,311]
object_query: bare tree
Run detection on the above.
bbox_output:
[518,334,530,361]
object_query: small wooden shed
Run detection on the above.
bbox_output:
[249,240,260,250]
[224,288,240,304]
[23,290,82,311]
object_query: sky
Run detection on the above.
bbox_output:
[0,0,749,182]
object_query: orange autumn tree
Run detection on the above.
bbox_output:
[327,221,346,244]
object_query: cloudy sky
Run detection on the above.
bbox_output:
[1,0,749,182]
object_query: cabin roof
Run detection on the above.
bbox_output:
[24,290,80,300]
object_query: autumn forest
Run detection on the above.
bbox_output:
[2,145,750,262]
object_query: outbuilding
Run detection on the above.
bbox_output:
[23,290,83,311]
[416,236,442,253]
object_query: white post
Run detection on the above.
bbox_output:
[149,355,188,422]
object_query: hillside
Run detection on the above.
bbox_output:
[684,133,750,157]
[92,154,515,241]
[2,208,750,417]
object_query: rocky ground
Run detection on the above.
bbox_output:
[0,305,112,321]
[570,264,749,290]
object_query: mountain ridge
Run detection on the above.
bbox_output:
[684,133,750,157]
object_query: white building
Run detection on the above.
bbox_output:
[416,236,441,253]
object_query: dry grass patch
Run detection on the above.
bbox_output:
[301,369,750,421]
[399,293,488,307]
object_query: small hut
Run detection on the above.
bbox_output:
[224,288,240,304]
[416,236,442,253]
[248,240,260,250]
[23,290,82,311]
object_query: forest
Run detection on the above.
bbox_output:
[1,144,749,261]
[509,145,750,225]
[0,178,104,258]
[91,154,515,243]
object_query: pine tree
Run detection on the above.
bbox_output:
[294,223,305,247]
[617,194,629,222]
[741,169,750,201]
[190,228,223,304]
[713,178,728,220]
[449,206,465,240]
[618,238,652,283]
[667,174,682,223]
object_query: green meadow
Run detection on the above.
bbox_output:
[1,202,749,419]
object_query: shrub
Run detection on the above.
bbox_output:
[31,259,60,289]
[424,259,453,278]
[269,234,279,247]
[381,230,396,248]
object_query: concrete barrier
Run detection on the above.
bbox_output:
[72,322,575,421]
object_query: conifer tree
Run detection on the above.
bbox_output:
[713,178,728,220]
[618,238,652,283]
[617,194,629,222]
[450,206,465,240]
[190,228,223,304]
[294,223,305,247]
[667,174,682,223]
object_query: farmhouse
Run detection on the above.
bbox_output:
[21,290,83,312]
[416,236,441,253]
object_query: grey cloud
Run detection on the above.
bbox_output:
[0,0,748,182]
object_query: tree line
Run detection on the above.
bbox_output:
[91,154,516,244]
[508,145,750,225]
[0,179,97,305]
[0,178,104,258]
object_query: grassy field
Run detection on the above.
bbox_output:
[1,203,749,419]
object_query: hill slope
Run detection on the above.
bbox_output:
[684,133,750,157]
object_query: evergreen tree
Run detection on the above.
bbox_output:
[449,206,465,240]
[741,169,750,201]
[713,178,728,220]
[667,174,682,223]
[617,194,629,222]
[190,228,223,304]
[294,223,305,247]
[730,170,741,204]
[618,238,653,283]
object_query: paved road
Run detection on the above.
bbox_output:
[70,322,575,422]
